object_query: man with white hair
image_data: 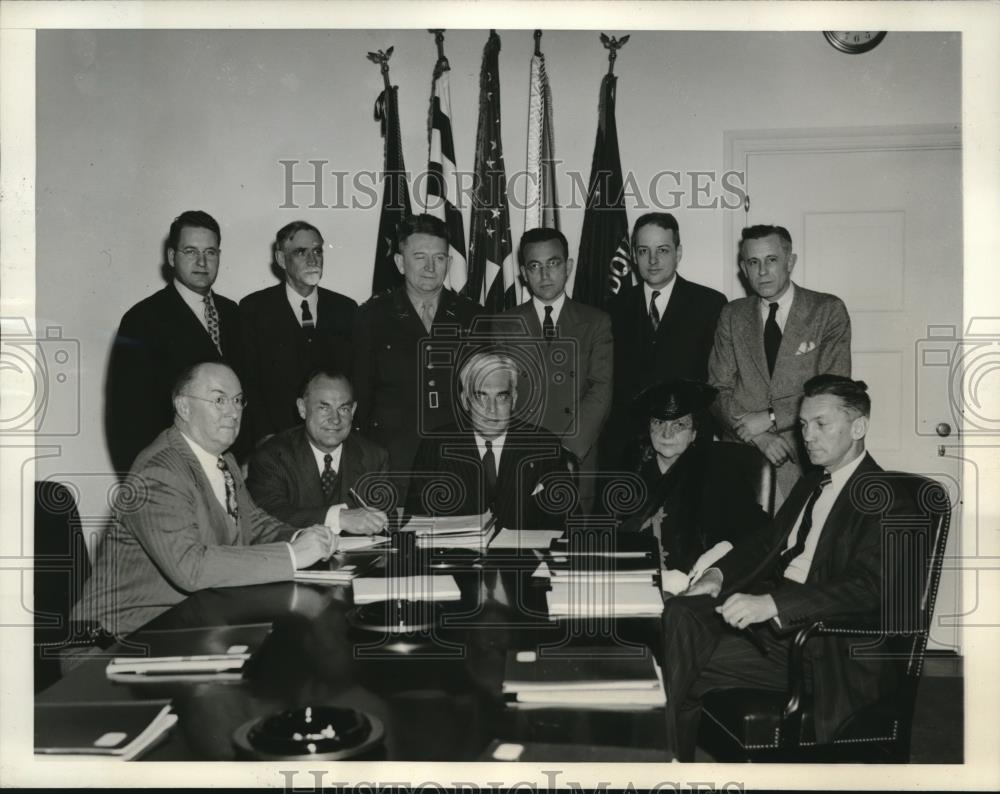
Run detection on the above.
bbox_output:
[405,349,568,530]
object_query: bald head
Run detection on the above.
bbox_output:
[172,363,245,455]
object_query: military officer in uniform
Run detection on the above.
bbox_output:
[352,214,482,504]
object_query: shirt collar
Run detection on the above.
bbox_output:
[760,280,796,314]
[532,292,566,327]
[286,282,318,322]
[826,448,866,491]
[307,438,343,473]
[643,275,677,309]
[174,279,211,315]
[179,429,225,471]
[474,431,507,460]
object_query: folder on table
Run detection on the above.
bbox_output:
[35,700,177,760]
[352,574,462,605]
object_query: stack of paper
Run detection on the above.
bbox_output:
[501,649,666,710]
[295,545,384,585]
[545,579,665,619]
[489,529,564,550]
[352,574,462,605]
[104,624,271,681]
[403,512,497,550]
[35,701,178,760]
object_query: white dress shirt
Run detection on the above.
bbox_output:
[531,293,566,328]
[174,279,213,333]
[782,449,866,583]
[307,440,346,532]
[643,275,677,321]
[757,281,796,333]
[473,431,507,466]
[286,282,318,327]
[179,430,297,566]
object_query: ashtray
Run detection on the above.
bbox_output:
[346,599,442,634]
[233,705,383,760]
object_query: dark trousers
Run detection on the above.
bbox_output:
[663,594,795,760]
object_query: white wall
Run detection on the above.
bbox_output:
[34,29,960,518]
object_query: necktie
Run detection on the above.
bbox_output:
[781,472,832,573]
[301,300,315,339]
[764,301,781,376]
[320,453,337,501]
[204,294,222,355]
[543,305,555,342]
[483,440,498,504]
[649,290,662,332]
[216,456,239,522]
[419,301,435,332]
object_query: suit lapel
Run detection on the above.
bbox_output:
[292,428,327,506]
[167,427,236,543]
[808,454,877,580]
[656,276,686,341]
[339,435,364,504]
[556,297,577,336]
[737,297,770,382]
[166,286,219,360]
[774,285,811,374]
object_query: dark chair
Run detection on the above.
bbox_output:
[709,441,776,518]
[697,472,951,762]
[34,480,92,693]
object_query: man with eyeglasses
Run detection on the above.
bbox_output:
[72,363,337,641]
[406,349,566,530]
[239,221,357,444]
[107,210,242,473]
[248,370,389,534]
[500,227,613,514]
[602,213,727,471]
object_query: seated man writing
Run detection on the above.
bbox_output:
[406,348,567,530]
[247,369,389,534]
[661,375,913,759]
[73,363,336,639]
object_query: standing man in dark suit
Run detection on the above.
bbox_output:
[406,349,567,530]
[107,210,242,473]
[239,221,357,445]
[75,363,336,639]
[604,213,727,470]
[661,376,905,759]
[248,370,388,533]
[709,224,852,505]
[501,227,613,513]
[353,214,482,501]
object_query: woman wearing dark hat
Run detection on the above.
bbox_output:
[619,379,768,578]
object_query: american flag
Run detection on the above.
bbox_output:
[466,30,518,311]
[424,35,468,293]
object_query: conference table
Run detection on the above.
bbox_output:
[38,544,673,762]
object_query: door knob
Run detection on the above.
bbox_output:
[935,422,952,438]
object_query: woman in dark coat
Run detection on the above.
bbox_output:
[620,380,769,575]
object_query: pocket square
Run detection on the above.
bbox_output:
[795,340,817,355]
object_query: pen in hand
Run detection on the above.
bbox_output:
[349,487,389,534]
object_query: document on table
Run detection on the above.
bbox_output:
[489,529,564,550]
[352,575,462,605]
[336,534,391,552]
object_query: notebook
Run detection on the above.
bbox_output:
[35,701,177,760]
[352,574,462,605]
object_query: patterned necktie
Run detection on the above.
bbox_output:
[483,440,498,503]
[216,456,239,522]
[301,299,315,339]
[649,290,662,332]
[781,472,832,572]
[320,453,337,501]
[204,293,222,355]
[764,301,781,376]
[543,305,556,342]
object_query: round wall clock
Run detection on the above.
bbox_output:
[823,31,887,54]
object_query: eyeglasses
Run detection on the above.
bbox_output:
[523,259,566,274]
[182,393,247,411]
[650,417,694,436]
[178,247,220,263]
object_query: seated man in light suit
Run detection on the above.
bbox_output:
[660,375,911,760]
[406,349,567,530]
[248,370,389,534]
[73,363,336,639]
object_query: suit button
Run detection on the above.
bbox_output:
[429,380,436,387]
[385,344,391,350]
[564,407,573,415]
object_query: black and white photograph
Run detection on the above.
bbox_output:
[1,1,997,789]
